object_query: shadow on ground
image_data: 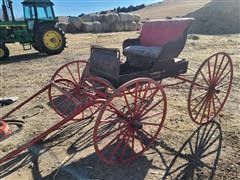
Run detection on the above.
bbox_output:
[0,53,48,65]
[0,120,222,180]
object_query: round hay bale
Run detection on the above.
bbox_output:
[110,22,125,32]
[81,14,93,22]
[129,21,137,31]
[67,22,79,34]
[68,17,83,30]
[136,22,143,30]
[132,14,141,22]
[83,22,94,32]
[93,21,102,33]
[119,13,134,22]
[101,22,111,32]
[57,22,68,33]
[92,14,100,22]
[103,13,120,23]
[58,16,69,23]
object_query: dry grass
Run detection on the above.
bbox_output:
[0,32,239,179]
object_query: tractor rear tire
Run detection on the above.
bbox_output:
[0,44,9,61]
[35,26,66,55]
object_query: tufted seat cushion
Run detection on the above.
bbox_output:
[123,45,162,59]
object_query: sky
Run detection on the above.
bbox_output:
[10,0,160,17]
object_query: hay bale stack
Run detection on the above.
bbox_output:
[102,13,120,23]
[57,13,141,33]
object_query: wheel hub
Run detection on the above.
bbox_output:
[131,120,143,129]
[208,85,220,94]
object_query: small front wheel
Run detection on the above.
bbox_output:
[0,44,9,61]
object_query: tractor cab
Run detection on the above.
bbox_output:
[22,0,56,31]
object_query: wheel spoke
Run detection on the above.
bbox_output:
[140,98,163,118]
[119,131,131,160]
[213,94,222,107]
[192,91,208,101]
[123,92,133,119]
[216,80,231,89]
[97,124,128,142]
[214,54,225,80]
[215,60,230,84]
[216,70,231,86]
[66,65,79,85]
[207,60,212,81]
[191,95,206,112]
[135,82,151,114]
[194,96,208,120]
[212,54,218,80]
[200,70,210,86]
[108,129,129,161]
[141,111,164,121]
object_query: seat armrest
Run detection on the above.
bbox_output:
[122,37,141,50]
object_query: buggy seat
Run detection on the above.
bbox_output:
[123,18,194,69]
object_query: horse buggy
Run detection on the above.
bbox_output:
[0,18,233,165]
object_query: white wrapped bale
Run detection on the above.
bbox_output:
[119,13,134,22]
[136,22,143,30]
[83,22,94,32]
[103,13,120,23]
[93,21,102,33]
[67,22,79,33]
[57,22,68,33]
[68,16,83,30]
[132,14,141,22]
[58,16,69,23]
[80,14,93,22]
[101,22,111,32]
[110,22,125,32]
[57,16,83,31]
[129,21,137,31]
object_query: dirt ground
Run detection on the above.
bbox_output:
[0,32,239,179]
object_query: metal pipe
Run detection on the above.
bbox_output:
[8,0,15,21]
[2,0,9,21]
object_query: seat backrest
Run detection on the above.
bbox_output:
[89,45,120,81]
[140,18,194,47]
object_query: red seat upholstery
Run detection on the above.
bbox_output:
[140,18,194,47]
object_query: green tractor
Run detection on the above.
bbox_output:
[0,0,66,61]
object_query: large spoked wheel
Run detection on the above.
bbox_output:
[51,60,89,83]
[49,78,99,120]
[188,52,233,124]
[93,78,167,165]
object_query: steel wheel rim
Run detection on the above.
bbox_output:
[43,30,63,50]
[93,78,167,165]
[0,48,4,57]
[188,52,233,124]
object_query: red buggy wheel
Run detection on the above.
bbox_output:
[93,78,167,165]
[188,52,233,124]
[49,78,98,119]
[51,60,89,84]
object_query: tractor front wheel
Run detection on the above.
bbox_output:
[0,44,9,61]
[35,26,66,55]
